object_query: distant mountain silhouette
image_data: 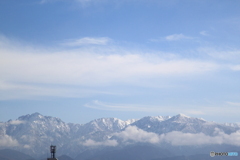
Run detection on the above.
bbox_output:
[57,155,74,160]
[0,149,34,160]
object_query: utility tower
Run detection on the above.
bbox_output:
[47,145,58,160]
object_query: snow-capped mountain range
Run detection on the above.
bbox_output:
[0,113,240,158]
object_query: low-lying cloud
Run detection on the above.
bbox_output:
[115,126,160,144]
[8,120,25,125]
[83,139,118,147]
[115,126,240,146]
[0,135,19,147]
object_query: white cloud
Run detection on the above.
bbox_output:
[114,126,161,144]
[226,102,240,106]
[198,47,240,62]
[83,139,118,146]
[0,80,116,100]
[1,35,237,100]
[165,34,192,41]
[85,100,165,112]
[8,120,25,125]
[0,49,218,86]
[114,126,240,146]
[200,31,209,36]
[84,100,240,120]
[39,0,112,6]
[23,144,31,149]
[230,65,240,71]
[0,135,19,147]
[62,37,111,46]
[81,127,240,147]
[85,100,205,115]
[40,0,60,4]
[163,131,220,146]
[165,129,240,146]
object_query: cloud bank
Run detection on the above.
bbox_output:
[115,126,240,146]
[0,45,218,86]
[115,126,160,144]
[0,135,19,147]
[0,35,239,101]
[83,139,118,147]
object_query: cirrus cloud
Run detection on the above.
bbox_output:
[62,37,111,46]
[165,34,193,41]
[0,35,235,101]
[0,46,218,86]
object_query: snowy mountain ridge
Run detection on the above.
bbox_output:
[1,112,240,158]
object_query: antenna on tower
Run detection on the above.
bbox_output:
[47,145,57,160]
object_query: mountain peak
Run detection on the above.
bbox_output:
[31,112,42,117]
[84,117,129,132]
[176,113,189,118]
[154,115,171,121]
[17,112,44,121]
[166,113,191,123]
[139,115,171,122]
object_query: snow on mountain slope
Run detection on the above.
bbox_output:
[0,113,136,157]
[132,114,240,135]
[131,115,171,131]
[3,113,71,157]
[0,112,240,158]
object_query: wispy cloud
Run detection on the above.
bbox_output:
[0,51,218,85]
[200,31,209,36]
[85,100,159,112]
[39,0,110,6]
[0,81,117,100]
[84,100,240,119]
[40,0,61,4]
[198,47,240,62]
[150,33,193,42]
[226,102,240,106]
[230,65,240,71]
[0,37,219,87]
[84,100,206,115]
[62,37,111,46]
[165,34,193,41]
[0,35,238,100]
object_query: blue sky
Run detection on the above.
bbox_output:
[0,0,240,124]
